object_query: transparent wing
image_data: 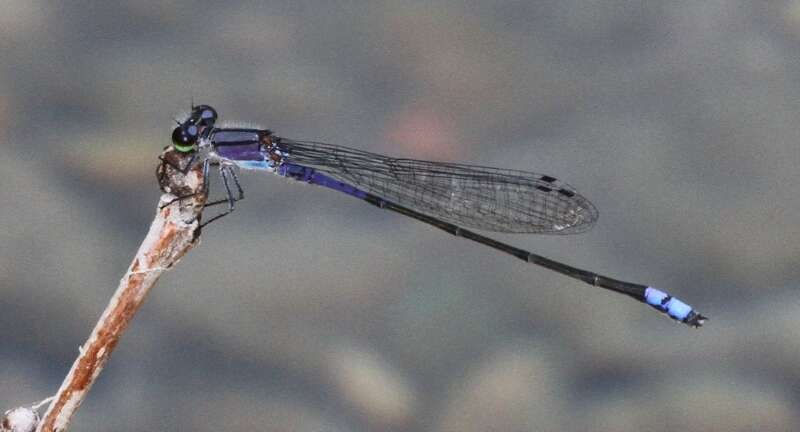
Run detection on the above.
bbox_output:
[277,138,598,234]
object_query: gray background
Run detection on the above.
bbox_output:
[2,1,799,431]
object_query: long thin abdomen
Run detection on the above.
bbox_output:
[278,162,706,327]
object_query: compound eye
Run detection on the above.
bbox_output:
[171,125,198,152]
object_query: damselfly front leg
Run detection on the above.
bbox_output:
[157,152,206,210]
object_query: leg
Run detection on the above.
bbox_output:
[203,164,244,208]
[200,165,242,227]
[157,152,198,177]
[229,167,245,201]
[160,158,209,210]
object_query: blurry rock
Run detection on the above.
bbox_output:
[435,343,567,432]
[325,344,416,429]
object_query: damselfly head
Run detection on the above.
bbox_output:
[171,104,218,152]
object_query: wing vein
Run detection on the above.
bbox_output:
[277,138,598,234]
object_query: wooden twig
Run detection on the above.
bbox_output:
[9,148,208,432]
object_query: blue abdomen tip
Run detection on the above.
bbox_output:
[644,287,706,327]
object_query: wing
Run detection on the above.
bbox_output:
[276,138,598,234]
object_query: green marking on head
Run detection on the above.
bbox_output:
[174,143,196,153]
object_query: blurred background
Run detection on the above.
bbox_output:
[1,1,799,431]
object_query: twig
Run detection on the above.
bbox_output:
[10,148,208,432]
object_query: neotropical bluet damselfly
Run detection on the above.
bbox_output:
[161,104,707,328]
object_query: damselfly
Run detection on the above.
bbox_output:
[161,104,707,328]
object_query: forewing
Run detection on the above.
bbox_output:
[277,139,598,234]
